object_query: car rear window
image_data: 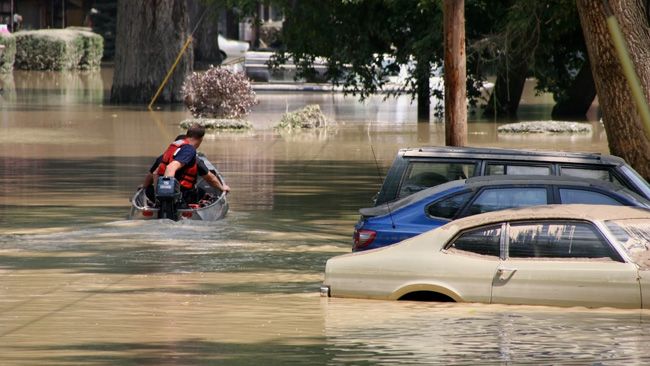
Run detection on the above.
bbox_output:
[559,189,623,205]
[427,192,473,219]
[464,188,548,216]
[486,164,551,176]
[507,221,617,260]
[398,162,476,199]
[560,167,625,187]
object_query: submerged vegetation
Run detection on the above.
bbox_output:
[498,121,592,134]
[180,118,253,131]
[182,66,257,119]
[0,33,15,73]
[13,28,103,71]
[275,104,331,130]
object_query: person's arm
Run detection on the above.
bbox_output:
[164,160,184,177]
[140,172,154,189]
[203,172,231,193]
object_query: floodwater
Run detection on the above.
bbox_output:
[2,69,650,365]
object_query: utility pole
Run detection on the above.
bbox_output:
[443,0,467,147]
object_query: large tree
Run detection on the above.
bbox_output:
[110,0,192,104]
[188,0,222,67]
[576,0,650,178]
[481,1,539,118]
[444,0,467,146]
[532,0,596,120]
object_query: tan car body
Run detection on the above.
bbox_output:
[324,205,650,309]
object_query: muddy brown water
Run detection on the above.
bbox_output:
[2,70,650,365]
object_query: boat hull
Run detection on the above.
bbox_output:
[128,187,229,221]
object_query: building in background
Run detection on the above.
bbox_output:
[0,0,90,31]
[0,0,283,62]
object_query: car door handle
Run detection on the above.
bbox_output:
[496,267,517,281]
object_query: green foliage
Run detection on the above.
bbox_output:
[467,0,586,104]
[229,0,497,114]
[223,0,587,112]
[13,28,103,71]
[68,27,105,70]
[0,33,16,74]
[529,0,587,103]
[274,1,445,100]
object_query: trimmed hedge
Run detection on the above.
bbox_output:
[14,28,103,71]
[0,33,15,74]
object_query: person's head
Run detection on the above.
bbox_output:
[185,124,205,147]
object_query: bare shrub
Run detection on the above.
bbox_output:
[182,66,257,119]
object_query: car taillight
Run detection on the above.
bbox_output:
[353,229,376,250]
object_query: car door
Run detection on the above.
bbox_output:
[441,224,504,303]
[491,220,641,308]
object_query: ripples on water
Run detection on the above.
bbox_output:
[3,70,649,365]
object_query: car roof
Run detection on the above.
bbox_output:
[399,146,625,165]
[447,204,650,230]
[464,174,619,188]
[360,175,631,217]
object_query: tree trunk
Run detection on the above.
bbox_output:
[577,0,650,179]
[415,55,431,122]
[188,0,223,68]
[483,54,528,119]
[110,0,192,104]
[443,0,467,146]
[551,58,597,119]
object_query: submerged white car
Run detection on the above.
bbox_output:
[322,205,650,309]
[218,34,249,60]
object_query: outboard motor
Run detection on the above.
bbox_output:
[156,176,181,220]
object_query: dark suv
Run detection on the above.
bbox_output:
[374,146,650,206]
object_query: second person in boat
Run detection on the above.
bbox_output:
[154,124,230,206]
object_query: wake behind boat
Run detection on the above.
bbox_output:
[128,155,229,221]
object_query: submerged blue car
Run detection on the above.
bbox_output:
[352,175,650,252]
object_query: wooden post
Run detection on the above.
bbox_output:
[443,0,467,147]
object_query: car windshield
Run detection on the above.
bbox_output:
[620,165,650,199]
[605,219,650,269]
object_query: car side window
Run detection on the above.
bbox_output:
[560,167,626,188]
[486,164,551,176]
[507,221,619,260]
[427,192,473,219]
[464,188,548,216]
[559,188,623,205]
[448,225,502,257]
[398,162,476,199]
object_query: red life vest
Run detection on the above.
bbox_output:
[157,139,198,190]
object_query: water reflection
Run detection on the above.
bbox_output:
[324,299,650,364]
[0,69,636,365]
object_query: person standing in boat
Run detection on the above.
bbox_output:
[153,124,230,204]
